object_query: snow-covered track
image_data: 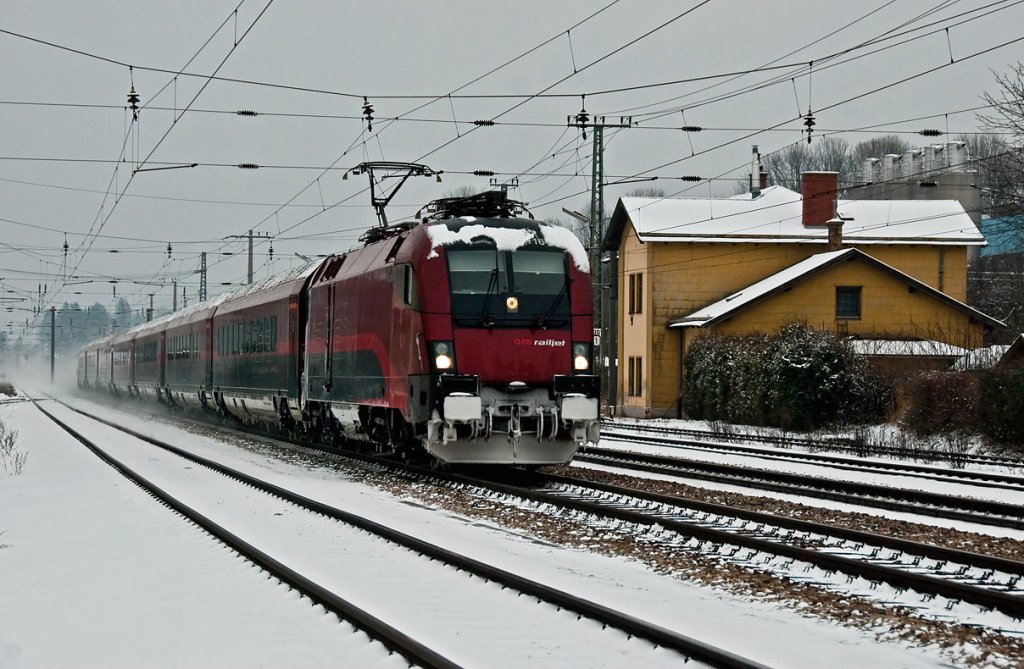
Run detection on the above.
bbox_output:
[370,467,1024,626]
[545,471,1024,580]
[33,399,460,669]
[600,428,1024,490]
[603,420,1024,471]
[530,472,1024,622]
[41,397,771,669]
[580,444,1024,530]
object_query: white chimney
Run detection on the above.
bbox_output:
[903,149,923,178]
[881,154,900,181]
[862,158,880,183]
[946,141,968,171]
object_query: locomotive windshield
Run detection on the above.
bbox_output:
[447,246,570,328]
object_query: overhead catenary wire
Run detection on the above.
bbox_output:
[5,2,1021,329]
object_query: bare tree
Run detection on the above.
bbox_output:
[850,134,912,167]
[762,136,912,192]
[441,185,484,199]
[959,133,1017,215]
[978,64,1024,214]
[815,136,856,178]
[968,63,1024,342]
[763,143,813,190]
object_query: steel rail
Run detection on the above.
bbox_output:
[603,420,1024,470]
[601,429,1024,490]
[542,471,1024,577]
[432,470,1024,621]
[49,398,772,669]
[577,446,1024,530]
[34,400,463,669]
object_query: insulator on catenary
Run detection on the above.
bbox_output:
[679,175,701,182]
[236,110,258,116]
[919,129,943,136]
[680,125,702,132]
[473,120,495,126]
[237,163,260,170]
[473,170,495,176]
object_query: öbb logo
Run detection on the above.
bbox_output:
[513,338,567,347]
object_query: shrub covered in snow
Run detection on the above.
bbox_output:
[897,368,1024,448]
[683,324,892,430]
[900,372,978,437]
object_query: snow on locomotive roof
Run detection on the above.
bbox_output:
[425,218,589,272]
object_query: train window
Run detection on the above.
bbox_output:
[395,264,420,309]
[448,249,506,295]
[511,251,565,295]
[270,316,277,351]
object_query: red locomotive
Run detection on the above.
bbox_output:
[77,191,600,465]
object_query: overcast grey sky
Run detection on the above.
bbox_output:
[2,0,1023,333]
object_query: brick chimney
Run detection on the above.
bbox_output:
[801,171,838,227]
[826,217,844,251]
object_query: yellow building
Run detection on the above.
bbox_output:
[603,172,1004,418]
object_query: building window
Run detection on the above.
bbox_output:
[628,272,643,315]
[627,356,643,397]
[836,286,861,319]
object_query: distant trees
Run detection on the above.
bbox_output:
[759,135,912,192]
[967,63,1024,343]
[978,61,1024,215]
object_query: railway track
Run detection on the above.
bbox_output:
[600,428,1024,492]
[38,397,770,669]
[397,469,1024,630]
[53,394,1024,637]
[121,399,1024,629]
[580,441,1024,530]
[530,472,1024,621]
[603,420,1024,471]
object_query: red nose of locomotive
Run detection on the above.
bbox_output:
[414,196,600,464]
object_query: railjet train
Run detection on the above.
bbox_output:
[77,191,600,465]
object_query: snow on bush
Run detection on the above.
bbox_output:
[683,324,891,430]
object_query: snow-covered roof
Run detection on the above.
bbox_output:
[951,344,1011,370]
[668,247,1004,330]
[669,248,854,328]
[607,186,984,248]
[848,339,967,358]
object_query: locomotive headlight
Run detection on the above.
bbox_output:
[572,342,591,372]
[430,341,455,371]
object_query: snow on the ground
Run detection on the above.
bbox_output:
[0,383,980,668]
[598,420,1024,540]
[0,397,403,669]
